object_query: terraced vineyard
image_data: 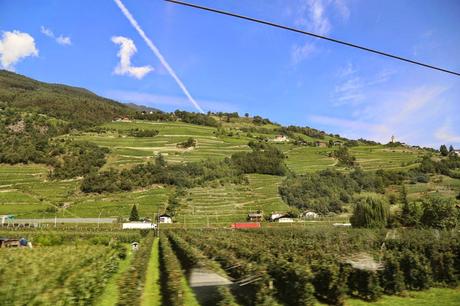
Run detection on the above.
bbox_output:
[72,121,252,167]
[349,146,423,171]
[176,174,289,225]
[1,119,459,223]
[0,163,169,218]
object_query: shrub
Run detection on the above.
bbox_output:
[350,196,390,228]
[347,269,383,301]
[420,196,458,230]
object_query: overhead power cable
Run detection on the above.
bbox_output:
[165,0,460,77]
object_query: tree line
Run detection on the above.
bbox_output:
[80,143,287,193]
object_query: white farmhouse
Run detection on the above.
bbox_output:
[159,214,172,224]
[302,211,319,219]
[275,217,294,223]
[269,213,286,221]
[273,135,288,142]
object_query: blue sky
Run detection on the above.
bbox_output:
[0,0,459,148]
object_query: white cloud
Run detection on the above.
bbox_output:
[313,83,449,147]
[0,30,38,71]
[40,26,53,37]
[336,61,356,77]
[333,63,395,106]
[111,36,153,79]
[308,0,331,35]
[435,120,460,144]
[291,42,316,64]
[295,0,331,36]
[56,35,71,46]
[290,0,350,64]
[333,0,350,20]
[41,26,72,46]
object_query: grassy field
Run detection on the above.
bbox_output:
[346,287,460,306]
[141,238,161,306]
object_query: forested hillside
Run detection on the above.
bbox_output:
[0,70,133,127]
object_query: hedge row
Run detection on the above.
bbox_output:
[166,232,238,306]
[173,228,460,306]
[117,234,154,306]
[0,245,120,305]
[159,234,185,306]
[176,231,278,306]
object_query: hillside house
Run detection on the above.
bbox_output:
[273,135,288,142]
[0,215,14,226]
[247,212,263,222]
[302,211,319,219]
[315,141,327,148]
[269,212,286,221]
[333,141,344,146]
[159,214,172,224]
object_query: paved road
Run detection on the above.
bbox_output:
[11,218,117,224]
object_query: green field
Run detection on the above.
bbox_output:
[347,287,460,306]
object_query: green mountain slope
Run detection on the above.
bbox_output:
[0,72,458,224]
[0,70,133,126]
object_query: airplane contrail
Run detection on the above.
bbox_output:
[113,0,205,113]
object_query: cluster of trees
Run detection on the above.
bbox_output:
[280,169,358,214]
[231,142,287,175]
[252,115,272,125]
[132,109,221,127]
[278,125,328,139]
[331,147,357,167]
[439,144,456,156]
[173,110,220,127]
[81,142,288,193]
[176,137,196,148]
[81,155,245,193]
[279,169,411,214]
[50,141,109,179]
[0,108,70,165]
[398,189,459,230]
[418,155,460,178]
[126,128,159,137]
[350,190,459,230]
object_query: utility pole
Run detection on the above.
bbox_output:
[98,209,104,229]
[157,208,160,237]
